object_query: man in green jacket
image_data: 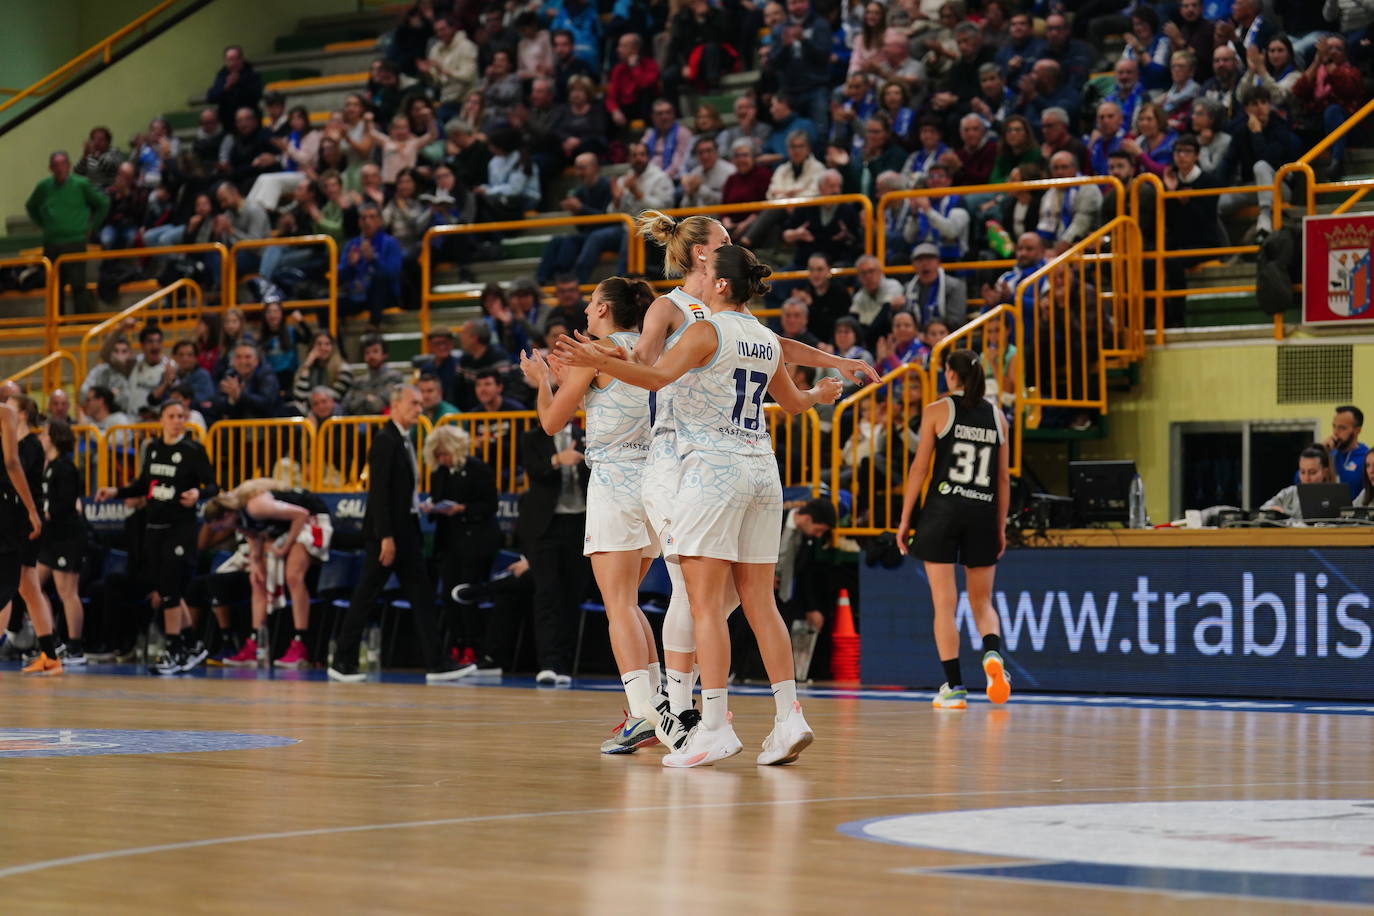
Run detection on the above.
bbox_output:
[25,151,109,314]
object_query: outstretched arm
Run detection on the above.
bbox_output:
[557,324,716,391]
[779,337,881,386]
[522,349,594,435]
[767,361,844,415]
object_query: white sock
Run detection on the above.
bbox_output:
[689,663,700,695]
[666,668,693,714]
[646,661,663,693]
[621,669,653,719]
[702,687,728,730]
[771,679,797,723]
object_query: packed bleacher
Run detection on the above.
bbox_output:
[2,0,1372,678]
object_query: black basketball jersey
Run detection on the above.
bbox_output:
[924,395,1002,512]
[113,436,217,527]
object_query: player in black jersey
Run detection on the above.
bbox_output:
[97,401,218,675]
[896,349,1012,710]
[202,480,333,668]
[37,420,88,665]
[0,399,56,674]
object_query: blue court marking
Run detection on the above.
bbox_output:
[896,862,1374,908]
[3,660,1373,716]
[0,729,298,759]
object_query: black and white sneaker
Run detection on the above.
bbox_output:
[55,644,86,667]
[150,649,186,676]
[426,660,477,683]
[475,655,503,676]
[327,659,366,683]
[180,640,209,672]
[651,697,700,752]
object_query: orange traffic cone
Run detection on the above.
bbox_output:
[831,588,860,683]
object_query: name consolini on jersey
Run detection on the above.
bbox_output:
[954,423,999,444]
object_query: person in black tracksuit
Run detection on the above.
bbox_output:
[38,419,89,664]
[423,425,500,664]
[0,401,55,673]
[896,349,1013,710]
[327,385,470,682]
[97,400,217,675]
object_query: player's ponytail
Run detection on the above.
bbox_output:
[945,348,985,410]
[597,276,655,331]
[636,211,721,278]
[713,245,771,304]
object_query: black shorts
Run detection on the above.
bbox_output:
[913,502,1000,568]
[0,551,18,607]
[18,536,40,569]
[38,536,85,575]
[144,522,198,605]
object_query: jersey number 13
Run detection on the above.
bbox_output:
[731,369,768,430]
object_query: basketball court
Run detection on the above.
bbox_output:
[2,667,1372,912]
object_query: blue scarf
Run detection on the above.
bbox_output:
[646,125,680,172]
[909,143,949,175]
[916,195,965,260]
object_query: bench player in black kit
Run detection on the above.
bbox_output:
[897,349,1012,710]
[97,401,218,675]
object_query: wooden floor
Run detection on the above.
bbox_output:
[1,670,1371,914]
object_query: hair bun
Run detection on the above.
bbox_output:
[751,262,772,280]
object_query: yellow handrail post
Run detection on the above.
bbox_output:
[228,235,339,337]
[0,0,183,118]
[419,214,638,353]
[77,278,203,379]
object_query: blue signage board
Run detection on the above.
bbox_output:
[861,548,1374,700]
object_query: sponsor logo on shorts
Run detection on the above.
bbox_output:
[938,482,952,495]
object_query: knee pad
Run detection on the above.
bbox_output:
[660,559,696,654]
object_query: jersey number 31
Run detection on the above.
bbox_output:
[949,442,993,487]
[731,369,768,430]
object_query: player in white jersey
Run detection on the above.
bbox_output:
[520,278,666,754]
[630,212,881,754]
[558,245,844,768]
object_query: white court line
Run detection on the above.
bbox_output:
[1,779,1369,880]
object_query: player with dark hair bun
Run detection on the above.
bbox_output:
[897,349,1012,710]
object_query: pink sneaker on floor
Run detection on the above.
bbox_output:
[273,638,309,669]
[223,637,258,668]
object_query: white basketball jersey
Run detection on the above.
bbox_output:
[584,331,652,465]
[652,287,709,433]
[673,310,780,458]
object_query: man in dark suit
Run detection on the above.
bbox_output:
[517,421,591,685]
[328,385,474,683]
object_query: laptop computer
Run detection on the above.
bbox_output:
[1297,483,1353,521]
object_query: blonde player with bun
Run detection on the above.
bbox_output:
[520,277,667,754]
[558,245,844,766]
[630,211,880,753]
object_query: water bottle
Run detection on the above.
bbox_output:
[255,625,269,668]
[366,624,382,673]
[1128,474,1147,529]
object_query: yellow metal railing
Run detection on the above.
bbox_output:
[77,278,202,379]
[828,364,928,537]
[51,243,228,330]
[207,417,313,490]
[99,422,205,489]
[420,214,640,344]
[4,350,78,402]
[227,235,339,337]
[1010,216,1144,420]
[435,411,541,492]
[876,177,1126,311]
[764,404,822,496]
[924,305,1024,477]
[0,0,187,119]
